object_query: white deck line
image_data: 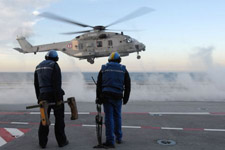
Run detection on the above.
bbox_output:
[29,112,90,115]
[82,124,96,127]
[0,137,7,147]
[204,129,225,132]
[149,112,210,115]
[161,127,183,130]
[4,128,24,138]
[122,126,141,129]
[2,122,225,133]
[11,122,29,125]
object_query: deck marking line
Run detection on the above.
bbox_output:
[2,111,225,116]
[2,122,225,133]
[0,128,30,147]
[82,124,96,127]
[141,126,161,130]
[29,112,90,115]
[204,129,225,132]
[210,112,225,115]
[5,128,24,138]
[122,126,141,129]
[149,112,210,115]
[0,128,15,142]
[183,128,204,131]
[0,137,7,147]
[161,127,183,130]
[11,122,29,125]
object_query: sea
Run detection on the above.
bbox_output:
[0,72,224,104]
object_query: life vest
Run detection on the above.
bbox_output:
[101,62,126,94]
[36,60,56,93]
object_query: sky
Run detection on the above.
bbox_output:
[0,0,225,72]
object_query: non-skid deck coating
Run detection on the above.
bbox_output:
[0,101,225,150]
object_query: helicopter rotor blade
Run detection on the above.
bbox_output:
[105,7,154,28]
[106,28,143,32]
[39,12,94,28]
[61,30,93,35]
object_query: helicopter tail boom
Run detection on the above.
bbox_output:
[14,36,35,53]
[14,37,69,54]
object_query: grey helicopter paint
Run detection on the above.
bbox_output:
[14,7,153,64]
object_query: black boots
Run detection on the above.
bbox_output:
[59,140,69,147]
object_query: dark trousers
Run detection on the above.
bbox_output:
[103,99,122,145]
[38,104,67,147]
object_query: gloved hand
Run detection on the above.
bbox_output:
[123,98,128,105]
[38,100,45,105]
[95,98,103,105]
[38,100,47,107]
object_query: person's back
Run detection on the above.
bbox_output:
[36,59,56,94]
[96,52,131,148]
[101,62,126,99]
[34,50,68,148]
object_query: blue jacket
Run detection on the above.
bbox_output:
[34,60,64,102]
[101,62,126,94]
[97,62,131,104]
[35,60,56,93]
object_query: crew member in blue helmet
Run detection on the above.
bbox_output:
[34,50,68,148]
[96,52,131,148]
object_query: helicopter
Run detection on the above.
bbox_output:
[14,7,153,64]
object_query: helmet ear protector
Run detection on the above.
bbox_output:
[109,57,121,63]
[45,56,59,61]
[45,50,59,61]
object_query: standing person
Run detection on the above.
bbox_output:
[34,50,68,148]
[96,52,131,148]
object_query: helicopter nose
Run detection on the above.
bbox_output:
[142,44,145,51]
[139,43,146,51]
[135,43,145,51]
[141,43,146,51]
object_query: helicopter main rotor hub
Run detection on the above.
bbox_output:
[93,26,106,31]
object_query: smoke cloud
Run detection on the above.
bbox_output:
[0,46,224,104]
[130,46,225,101]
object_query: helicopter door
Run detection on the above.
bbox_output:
[108,40,113,49]
[86,42,94,52]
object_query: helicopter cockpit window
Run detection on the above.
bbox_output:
[126,38,132,43]
[108,40,113,46]
[97,41,102,47]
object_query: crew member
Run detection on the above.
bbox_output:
[34,50,68,148]
[96,52,131,148]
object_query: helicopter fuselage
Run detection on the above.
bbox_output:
[63,31,145,63]
[14,31,145,64]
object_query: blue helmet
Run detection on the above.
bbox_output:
[45,50,59,61]
[108,52,121,63]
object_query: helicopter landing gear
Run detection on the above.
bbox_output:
[87,58,95,64]
[137,55,141,59]
[137,52,141,59]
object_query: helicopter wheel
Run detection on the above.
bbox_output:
[137,55,141,59]
[90,60,94,64]
[87,58,95,64]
